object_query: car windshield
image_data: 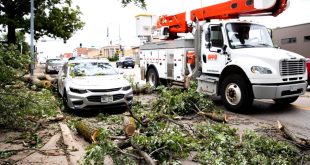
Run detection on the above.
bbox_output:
[69,62,118,77]
[226,23,274,49]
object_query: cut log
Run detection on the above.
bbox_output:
[32,78,52,88]
[21,76,52,89]
[198,112,228,123]
[277,121,306,146]
[123,116,136,137]
[37,74,47,80]
[76,120,100,143]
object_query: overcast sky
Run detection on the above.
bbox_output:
[37,0,310,58]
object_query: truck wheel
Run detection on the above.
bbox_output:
[220,74,253,112]
[146,68,159,87]
[273,96,298,105]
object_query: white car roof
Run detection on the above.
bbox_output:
[67,59,110,64]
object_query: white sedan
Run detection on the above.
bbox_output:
[57,59,133,111]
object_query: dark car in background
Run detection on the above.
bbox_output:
[116,57,135,68]
[306,58,310,85]
[45,58,65,73]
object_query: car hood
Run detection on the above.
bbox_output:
[69,75,130,88]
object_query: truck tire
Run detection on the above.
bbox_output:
[273,96,298,105]
[220,74,253,112]
[146,68,159,87]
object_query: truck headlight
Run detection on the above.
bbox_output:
[251,66,272,74]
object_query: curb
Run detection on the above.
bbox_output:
[59,122,85,165]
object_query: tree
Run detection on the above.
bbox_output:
[0,0,84,44]
[121,0,146,8]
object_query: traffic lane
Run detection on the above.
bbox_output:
[214,95,310,137]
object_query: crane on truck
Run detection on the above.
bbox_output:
[139,0,308,112]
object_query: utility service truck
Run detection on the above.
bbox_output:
[139,0,308,111]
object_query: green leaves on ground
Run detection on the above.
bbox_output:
[83,86,302,164]
[154,84,215,115]
[0,45,59,130]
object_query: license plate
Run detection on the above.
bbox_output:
[101,95,113,103]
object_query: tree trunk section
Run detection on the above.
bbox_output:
[123,116,136,137]
[76,120,100,143]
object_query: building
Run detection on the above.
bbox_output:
[73,47,101,58]
[272,23,310,58]
[100,45,121,58]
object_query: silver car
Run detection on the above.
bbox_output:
[45,58,65,73]
[57,59,133,110]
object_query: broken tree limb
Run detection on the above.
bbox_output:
[123,116,136,137]
[130,139,156,165]
[116,139,131,150]
[198,112,228,123]
[277,121,306,146]
[76,120,100,143]
[126,103,148,127]
[161,115,194,137]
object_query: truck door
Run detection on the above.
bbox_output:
[201,24,226,75]
[166,49,174,79]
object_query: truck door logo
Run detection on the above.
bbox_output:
[208,54,218,60]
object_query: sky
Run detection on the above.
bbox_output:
[37,0,310,58]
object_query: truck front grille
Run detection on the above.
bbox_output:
[280,60,306,76]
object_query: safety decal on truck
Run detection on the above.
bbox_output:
[208,54,218,61]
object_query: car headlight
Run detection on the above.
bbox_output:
[70,87,87,94]
[122,86,132,91]
[251,66,272,74]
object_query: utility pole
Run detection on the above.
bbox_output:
[30,0,35,76]
[119,24,122,57]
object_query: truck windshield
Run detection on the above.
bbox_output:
[226,23,273,49]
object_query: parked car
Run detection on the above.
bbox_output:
[68,56,84,61]
[45,58,65,73]
[116,57,135,68]
[306,58,310,85]
[57,59,133,110]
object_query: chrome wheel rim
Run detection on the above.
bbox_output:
[225,83,242,106]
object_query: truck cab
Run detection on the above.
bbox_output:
[198,20,308,111]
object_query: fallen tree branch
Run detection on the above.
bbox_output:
[126,103,147,127]
[197,112,228,123]
[149,146,167,156]
[117,147,142,160]
[161,115,194,137]
[130,139,156,165]
[277,121,308,148]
